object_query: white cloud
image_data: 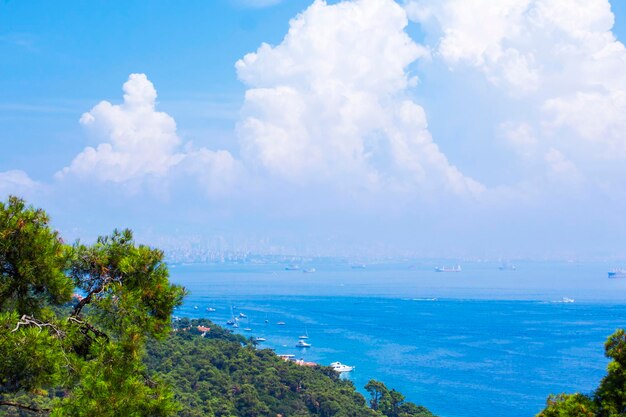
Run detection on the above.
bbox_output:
[405,0,618,96]
[543,90,626,157]
[58,74,239,196]
[176,148,241,196]
[544,147,582,185]
[236,0,483,195]
[58,74,183,182]
[405,0,626,185]
[0,170,39,197]
[498,122,538,158]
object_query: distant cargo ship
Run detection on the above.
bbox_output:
[435,265,461,273]
[608,269,626,279]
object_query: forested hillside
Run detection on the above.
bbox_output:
[146,318,435,417]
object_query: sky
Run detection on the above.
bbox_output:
[3,0,626,259]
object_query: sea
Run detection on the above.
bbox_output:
[169,260,626,417]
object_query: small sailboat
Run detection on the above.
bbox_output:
[227,305,238,326]
[299,326,309,340]
[243,316,252,332]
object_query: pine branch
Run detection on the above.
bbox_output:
[0,400,50,414]
[67,316,109,341]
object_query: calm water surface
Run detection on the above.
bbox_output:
[170,261,626,417]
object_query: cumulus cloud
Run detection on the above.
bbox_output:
[405,0,626,187]
[58,74,239,195]
[0,170,40,197]
[406,0,617,95]
[236,0,483,195]
[58,74,183,182]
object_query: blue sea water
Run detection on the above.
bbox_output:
[170,261,626,417]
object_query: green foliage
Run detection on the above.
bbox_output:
[595,330,626,416]
[51,342,179,417]
[537,394,597,417]
[0,312,67,393]
[0,196,184,416]
[365,380,435,417]
[538,328,626,417]
[69,229,185,342]
[0,196,72,316]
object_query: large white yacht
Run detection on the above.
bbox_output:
[330,362,354,373]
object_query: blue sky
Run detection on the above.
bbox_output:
[3,0,626,259]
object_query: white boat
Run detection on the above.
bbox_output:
[296,340,311,348]
[277,321,286,326]
[206,307,216,312]
[244,327,252,332]
[435,265,461,272]
[330,362,354,373]
[303,268,316,273]
[239,313,247,318]
[561,297,575,303]
[255,337,266,342]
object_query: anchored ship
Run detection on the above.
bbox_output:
[435,265,462,273]
[608,269,626,279]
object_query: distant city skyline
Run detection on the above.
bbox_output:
[3,0,626,259]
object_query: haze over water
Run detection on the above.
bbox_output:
[172,261,626,417]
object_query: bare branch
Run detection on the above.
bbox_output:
[11,315,65,338]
